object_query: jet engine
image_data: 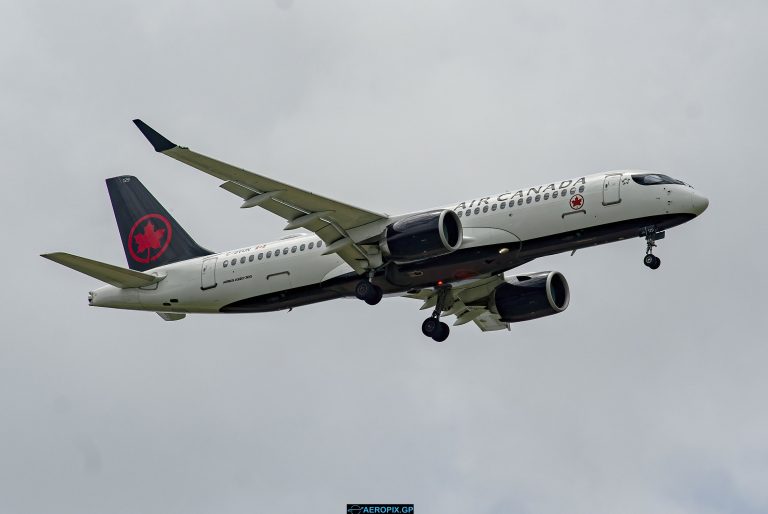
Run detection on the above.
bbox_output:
[490,271,570,322]
[382,209,463,263]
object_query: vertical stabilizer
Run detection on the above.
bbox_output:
[106,176,212,271]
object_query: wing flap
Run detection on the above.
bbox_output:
[41,252,164,289]
[219,180,258,200]
[453,307,487,326]
[472,311,510,332]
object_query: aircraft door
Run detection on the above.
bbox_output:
[602,173,622,205]
[201,256,217,290]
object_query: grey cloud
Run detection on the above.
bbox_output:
[0,1,766,513]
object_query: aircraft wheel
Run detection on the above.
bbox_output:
[643,254,655,267]
[431,322,450,342]
[644,254,661,270]
[422,317,439,337]
[355,280,373,300]
[364,285,383,305]
[355,280,383,304]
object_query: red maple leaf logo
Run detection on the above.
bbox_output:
[127,214,173,264]
[134,221,165,255]
[570,194,584,210]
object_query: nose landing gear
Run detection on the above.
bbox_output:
[643,253,661,269]
[421,286,452,342]
[642,227,664,270]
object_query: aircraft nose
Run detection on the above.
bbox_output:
[691,189,709,215]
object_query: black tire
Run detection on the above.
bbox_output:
[422,317,439,337]
[432,322,450,342]
[364,285,383,305]
[643,254,655,267]
[355,280,373,300]
[649,256,661,270]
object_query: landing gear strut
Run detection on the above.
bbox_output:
[355,279,383,305]
[422,286,451,342]
[642,227,664,270]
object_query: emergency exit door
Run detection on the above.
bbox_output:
[201,256,217,290]
[602,174,622,205]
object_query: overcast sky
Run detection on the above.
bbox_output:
[1,1,766,513]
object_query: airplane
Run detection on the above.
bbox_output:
[41,119,709,341]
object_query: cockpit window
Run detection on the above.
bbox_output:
[632,173,686,186]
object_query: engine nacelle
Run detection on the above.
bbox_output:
[382,209,463,263]
[490,271,570,322]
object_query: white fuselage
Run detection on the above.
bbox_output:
[89,170,708,315]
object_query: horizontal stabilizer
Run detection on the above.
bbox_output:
[41,252,164,289]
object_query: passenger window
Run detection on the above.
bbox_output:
[553,191,558,198]
[223,260,228,268]
[491,204,497,211]
[535,195,541,202]
[457,211,463,218]
[266,251,272,258]
[308,242,314,250]
[300,244,306,251]
[570,187,576,195]
[526,197,532,204]
[230,258,236,266]
[283,248,288,255]
[474,207,480,214]
[579,185,585,193]
[561,189,567,196]
[291,246,297,253]
[482,206,489,213]
[518,198,523,206]
[258,253,264,260]
[465,209,471,216]
[317,241,323,248]
[274,250,279,258]
[248,255,254,262]
[240,256,246,264]
[544,193,549,200]
[500,202,506,209]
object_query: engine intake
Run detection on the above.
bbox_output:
[383,209,463,263]
[490,271,570,322]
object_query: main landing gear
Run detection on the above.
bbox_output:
[642,227,664,270]
[421,287,451,342]
[355,279,383,305]
[422,317,450,342]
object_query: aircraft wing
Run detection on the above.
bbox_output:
[403,274,511,332]
[133,119,390,274]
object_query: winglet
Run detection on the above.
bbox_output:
[133,119,176,152]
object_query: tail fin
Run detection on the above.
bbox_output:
[106,175,212,271]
